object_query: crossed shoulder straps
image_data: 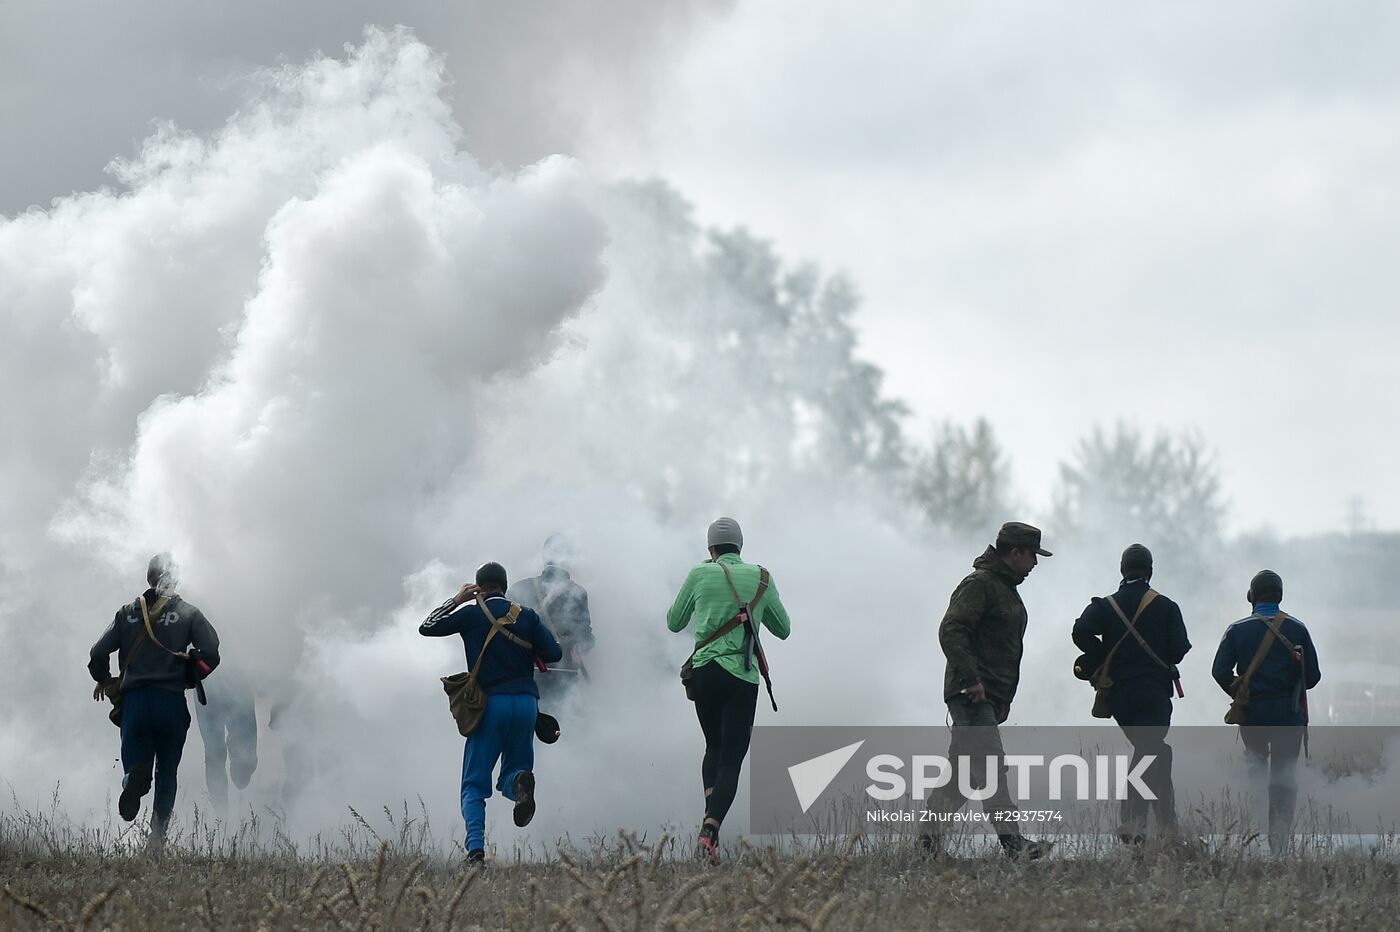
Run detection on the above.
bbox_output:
[1235,611,1298,687]
[477,597,531,649]
[466,597,531,682]
[1102,590,1172,673]
[713,559,770,613]
[685,561,770,660]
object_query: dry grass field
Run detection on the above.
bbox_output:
[3,804,1397,931]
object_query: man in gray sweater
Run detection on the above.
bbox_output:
[89,554,220,845]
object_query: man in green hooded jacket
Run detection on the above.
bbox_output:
[923,522,1051,859]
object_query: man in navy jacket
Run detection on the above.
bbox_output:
[421,561,561,863]
[1212,569,1321,855]
[1072,543,1190,841]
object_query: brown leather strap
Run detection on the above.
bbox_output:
[111,594,170,693]
[714,560,770,613]
[684,561,771,665]
[117,606,158,681]
[1095,590,1158,684]
[685,612,747,663]
[138,594,183,658]
[467,628,500,685]
[1232,611,1296,695]
[1261,612,1298,655]
[464,599,531,685]
[1103,590,1173,673]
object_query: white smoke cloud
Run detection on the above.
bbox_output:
[0,27,608,830]
[0,27,949,850]
[9,24,1359,859]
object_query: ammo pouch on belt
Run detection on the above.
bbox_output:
[442,600,526,737]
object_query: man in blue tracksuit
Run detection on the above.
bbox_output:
[1212,569,1322,856]
[421,561,562,863]
[88,553,220,850]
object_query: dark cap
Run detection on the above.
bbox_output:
[1249,569,1283,602]
[996,522,1052,557]
[475,561,509,591]
[1120,543,1153,574]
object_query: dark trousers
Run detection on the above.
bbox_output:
[1240,722,1304,854]
[692,661,758,827]
[196,695,258,816]
[1109,681,1176,835]
[121,687,190,831]
[924,699,1021,840]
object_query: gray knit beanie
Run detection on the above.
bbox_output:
[706,517,743,550]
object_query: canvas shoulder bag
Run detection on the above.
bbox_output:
[1089,590,1158,719]
[1224,612,1297,725]
[442,598,524,738]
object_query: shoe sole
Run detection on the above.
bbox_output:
[119,766,152,822]
[513,772,536,827]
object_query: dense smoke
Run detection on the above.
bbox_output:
[0,29,946,851]
[1,26,1390,857]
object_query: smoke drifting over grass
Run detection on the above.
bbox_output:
[3,26,1386,859]
[0,28,949,850]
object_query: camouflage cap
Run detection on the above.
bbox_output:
[996,522,1052,557]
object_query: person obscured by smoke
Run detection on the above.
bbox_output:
[196,661,258,819]
[506,534,595,704]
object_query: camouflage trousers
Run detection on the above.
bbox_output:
[922,698,1022,841]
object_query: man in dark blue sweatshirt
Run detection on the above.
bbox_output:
[1212,569,1322,856]
[89,553,220,848]
[421,561,562,863]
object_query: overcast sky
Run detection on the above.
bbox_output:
[4,0,1395,536]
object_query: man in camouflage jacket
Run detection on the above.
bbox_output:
[924,522,1051,859]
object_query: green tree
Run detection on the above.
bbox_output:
[1052,423,1225,591]
[584,181,912,518]
[910,417,1010,538]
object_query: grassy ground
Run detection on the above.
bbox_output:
[2,810,1398,930]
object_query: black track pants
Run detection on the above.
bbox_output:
[693,661,759,827]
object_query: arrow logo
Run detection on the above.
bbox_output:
[787,740,866,813]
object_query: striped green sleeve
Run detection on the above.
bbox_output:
[666,566,700,632]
